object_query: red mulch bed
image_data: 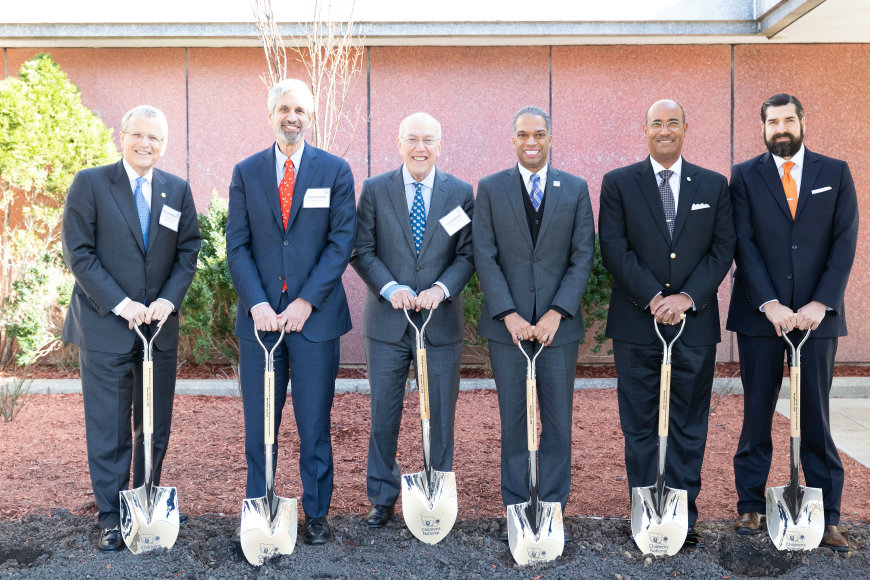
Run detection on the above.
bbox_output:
[1,389,868,524]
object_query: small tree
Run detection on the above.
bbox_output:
[0,54,118,367]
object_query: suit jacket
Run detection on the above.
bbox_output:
[599,157,735,346]
[226,142,356,342]
[351,167,474,346]
[62,160,201,353]
[473,165,595,347]
[726,148,859,338]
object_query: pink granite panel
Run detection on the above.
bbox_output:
[733,45,870,362]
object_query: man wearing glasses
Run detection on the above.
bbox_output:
[62,105,201,551]
[473,106,595,542]
[598,99,735,550]
[351,112,474,528]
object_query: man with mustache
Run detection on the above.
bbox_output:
[226,79,356,544]
[727,94,859,550]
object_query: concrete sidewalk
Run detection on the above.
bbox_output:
[10,375,869,467]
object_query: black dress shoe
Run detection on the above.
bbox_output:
[303,516,333,545]
[498,521,508,543]
[365,504,394,528]
[99,526,124,552]
[179,513,189,524]
[683,527,704,549]
[231,526,241,544]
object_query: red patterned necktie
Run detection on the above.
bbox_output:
[279,159,295,291]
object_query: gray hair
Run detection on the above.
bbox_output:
[121,105,169,137]
[513,106,551,133]
[268,79,315,115]
[398,112,442,138]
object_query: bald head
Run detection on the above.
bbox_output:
[398,112,442,139]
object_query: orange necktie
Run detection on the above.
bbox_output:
[279,159,295,291]
[782,161,797,218]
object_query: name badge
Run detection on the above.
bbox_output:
[303,188,331,208]
[439,205,471,237]
[159,204,181,232]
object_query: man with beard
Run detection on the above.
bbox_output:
[226,79,356,544]
[727,94,858,550]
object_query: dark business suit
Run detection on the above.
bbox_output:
[727,148,858,525]
[599,157,735,526]
[226,142,355,518]
[62,160,200,528]
[473,165,594,508]
[351,166,474,506]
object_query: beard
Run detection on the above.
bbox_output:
[274,123,304,146]
[765,126,803,158]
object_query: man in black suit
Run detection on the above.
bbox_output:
[62,105,201,551]
[473,106,595,542]
[727,94,859,550]
[351,112,474,527]
[599,99,735,549]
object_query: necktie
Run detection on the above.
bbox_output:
[410,182,426,254]
[658,169,676,238]
[782,161,798,218]
[133,176,150,249]
[279,159,295,230]
[529,173,543,211]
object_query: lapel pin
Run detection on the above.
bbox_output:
[554,181,560,187]
[686,177,692,182]
[161,192,166,198]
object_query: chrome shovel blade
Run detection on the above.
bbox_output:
[507,500,564,565]
[401,469,458,544]
[240,496,297,565]
[119,484,180,554]
[766,485,824,551]
[630,485,688,556]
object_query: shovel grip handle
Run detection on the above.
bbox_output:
[526,378,538,451]
[143,360,154,435]
[790,366,800,438]
[658,363,671,437]
[417,348,430,421]
[265,370,275,445]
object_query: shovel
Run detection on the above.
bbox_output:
[120,323,180,554]
[240,328,297,566]
[508,335,564,565]
[400,307,458,544]
[630,317,688,556]
[766,328,824,551]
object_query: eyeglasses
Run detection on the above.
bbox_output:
[401,137,440,147]
[646,120,684,132]
[122,131,165,145]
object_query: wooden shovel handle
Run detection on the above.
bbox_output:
[143,360,154,435]
[265,370,275,445]
[790,366,800,438]
[417,348,430,421]
[526,378,537,451]
[658,363,671,437]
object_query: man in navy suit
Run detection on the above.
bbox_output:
[599,99,735,550]
[473,106,595,542]
[351,112,474,527]
[226,79,356,544]
[62,105,201,551]
[727,94,859,550]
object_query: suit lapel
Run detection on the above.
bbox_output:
[418,169,449,257]
[506,167,534,251]
[671,161,698,242]
[755,152,793,220]
[109,161,147,254]
[535,167,560,243]
[387,168,417,254]
[258,146,284,230]
[147,170,168,254]
[285,143,317,232]
[635,159,672,244]
[795,148,821,220]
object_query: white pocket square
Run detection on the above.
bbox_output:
[691,203,710,210]
[811,186,832,194]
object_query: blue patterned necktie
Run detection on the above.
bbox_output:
[658,169,676,238]
[410,181,426,254]
[529,173,543,211]
[133,176,151,249]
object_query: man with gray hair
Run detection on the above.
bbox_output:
[62,105,201,551]
[227,79,356,544]
[351,112,474,528]
[473,106,595,542]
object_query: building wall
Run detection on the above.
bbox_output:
[4,44,868,363]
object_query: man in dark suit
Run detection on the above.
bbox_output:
[226,79,356,545]
[62,105,201,551]
[599,99,735,549]
[727,94,859,550]
[473,106,595,542]
[351,112,474,527]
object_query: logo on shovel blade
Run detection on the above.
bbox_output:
[420,515,442,536]
[141,534,160,547]
[527,547,548,562]
[256,543,279,564]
